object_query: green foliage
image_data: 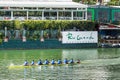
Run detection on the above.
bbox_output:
[107,1,120,6]
[0,21,13,30]
[0,39,2,44]
[73,0,81,2]
[0,32,3,44]
[0,20,97,30]
[0,20,97,40]
[13,20,22,29]
[73,0,96,5]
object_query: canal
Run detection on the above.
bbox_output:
[0,48,120,80]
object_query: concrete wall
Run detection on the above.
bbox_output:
[0,40,98,49]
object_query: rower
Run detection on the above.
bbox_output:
[24,60,28,66]
[69,58,74,64]
[51,59,55,65]
[57,59,62,64]
[38,59,43,65]
[63,58,68,64]
[31,60,35,65]
[44,59,49,65]
[76,59,80,64]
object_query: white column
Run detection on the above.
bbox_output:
[37,7,38,10]
[5,27,7,38]
[26,11,28,20]
[11,11,13,20]
[82,11,85,20]
[57,11,59,20]
[4,27,8,42]
[85,11,87,20]
[71,10,73,20]
[42,11,44,20]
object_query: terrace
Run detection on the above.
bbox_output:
[0,0,87,20]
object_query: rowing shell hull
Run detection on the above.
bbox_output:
[8,64,75,70]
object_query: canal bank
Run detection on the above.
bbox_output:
[0,31,98,49]
[0,39,97,49]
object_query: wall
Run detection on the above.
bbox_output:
[0,39,98,49]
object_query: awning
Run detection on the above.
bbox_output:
[99,24,120,30]
[0,1,87,8]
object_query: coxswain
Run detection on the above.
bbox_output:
[38,59,43,65]
[76,59,80,64]
[24,60,28,66]
[63,58,68,64]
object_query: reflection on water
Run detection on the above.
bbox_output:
[0,48,120,79]
[62,49,98,60]
[7,64,120,80]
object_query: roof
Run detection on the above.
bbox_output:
[100,24,120,30]
[0,1,87,8]
[88,5,120,9]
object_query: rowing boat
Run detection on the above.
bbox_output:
[8,63,78,70]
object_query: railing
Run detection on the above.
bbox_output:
[0,16,85,20]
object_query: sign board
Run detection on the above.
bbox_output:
[62,31,98,44]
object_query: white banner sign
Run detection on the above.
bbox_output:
[62,31,98,44]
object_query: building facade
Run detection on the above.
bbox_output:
[0,0,87,20]
[87,5,120,22]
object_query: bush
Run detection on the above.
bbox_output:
[0,20,98,40]
[0,20,97,31]
[0,39,2,44]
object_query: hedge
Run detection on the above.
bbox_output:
[0,20,99,40]
[0,20,98,31]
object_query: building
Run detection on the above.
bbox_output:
[97,0,110,3]
[0,0,87,20]
[99,24,120,47]
[87,5,120,22]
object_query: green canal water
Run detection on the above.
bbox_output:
[0,48,120,80]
